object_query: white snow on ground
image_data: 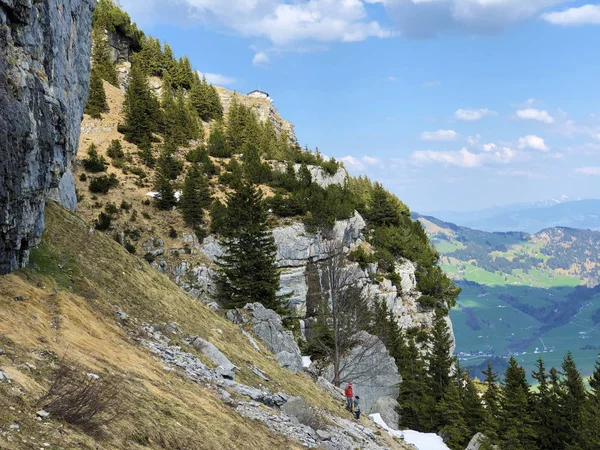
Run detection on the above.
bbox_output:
[301,356,312,368]
[369,413,450,450]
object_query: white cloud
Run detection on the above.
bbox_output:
[575,167,600,176]
[388,76,398,81]
[518,135,549,151]
[420,129,458,141]
[252,51,271,66]
[516,108,554,124]
[411,146,516,168]
[340,155,380,170]
[422,80,441,88]
[197,72,236,86]
[482,143,497,152]
[497,169,547,179]
[367,0,567,38]
[122,0,392,47]
[543,4,600,26]
[455,108,497,121]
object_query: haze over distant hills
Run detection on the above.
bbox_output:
[416,213,600,379]
[426,197,600,234]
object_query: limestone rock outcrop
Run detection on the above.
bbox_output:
[324,332,401,413]
[227,303,304,373]
[0,0,94,274]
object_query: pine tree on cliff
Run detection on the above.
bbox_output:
[120,63,159,148]
[179,164,211,227]
[367,182,401,227]
[499,357,537,450]
[216,179,281,312]
[91,28,118,86]
[85,68,108,119]
[190,74,223,122]
[135,36,164,76]
[426,311,454,405]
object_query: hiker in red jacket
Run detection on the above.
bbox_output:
[344,382,353,412]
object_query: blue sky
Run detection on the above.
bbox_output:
[120,0,600,213]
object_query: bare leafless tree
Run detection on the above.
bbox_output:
[308,239,376,386]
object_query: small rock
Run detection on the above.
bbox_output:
[211,328,223,335]
[9,424,19,431]
[207,302,219,312]
[87,373,100,380]
[13,296,24,302]
[252,366,270,382]
[316,430,332,441]
[36,410,50,419]
[0,370,12,381]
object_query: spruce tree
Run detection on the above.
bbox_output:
[398,338,436,432]
[136,35,164,76]
[85,68,108,119]
[426,311,454,404]
[179,163,211,227]
[207,123,231,157]
[216,179,281,312]
[531,357,558,450]
[461,369,485,438]
[91,28,118,86]
[154,148,176,210]
[437,373,469,450]
[121,63,159,148]
[560,352,586,447]
[499,357,537,450]
[577,356,600,449]
[367,182,401,227]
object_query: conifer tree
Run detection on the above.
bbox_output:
[560,352,586,447]
[427,311,454,404]
[398,338,436,432]
[499,357,537,450]
[367,182,402,227]
[207,123,231,157]
[461,369,485,438]
[120,63,159,148]
[577,356,600,449]
[154,151,176,210]
[531,358,558,450]
[138,142,155,168]
[216,179,281,312]
[437,373,469,450]
[227,98,260,153]
[91,28,118,86]
[480,362,501,443]
[85,68,108,119]
[242,142,271,184]
[179,163,211,227]
[260,119,279,159]
[190,74,223,122]
[136,36,164,76]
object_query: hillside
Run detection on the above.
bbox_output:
[417,214,600,378]
[0,203,413,450]
[427,198,600,233]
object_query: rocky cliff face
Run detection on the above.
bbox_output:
[0,0,94,274]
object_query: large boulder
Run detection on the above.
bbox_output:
[191,337,236,379]
[227,303,303,373]
[0,0,94,274]
[281,396,313,426]
[324,332,401,413]
[368,397,400,431]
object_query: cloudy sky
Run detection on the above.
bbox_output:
[120,0,600,212]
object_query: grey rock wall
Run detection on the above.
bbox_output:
[0,0,94,274]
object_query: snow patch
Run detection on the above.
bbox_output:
[301,356,312,368]
[369,413,450,450]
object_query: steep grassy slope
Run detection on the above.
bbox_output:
[0,203,409,449]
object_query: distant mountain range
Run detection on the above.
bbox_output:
[416,213,600,378]
[426,198,600,234]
